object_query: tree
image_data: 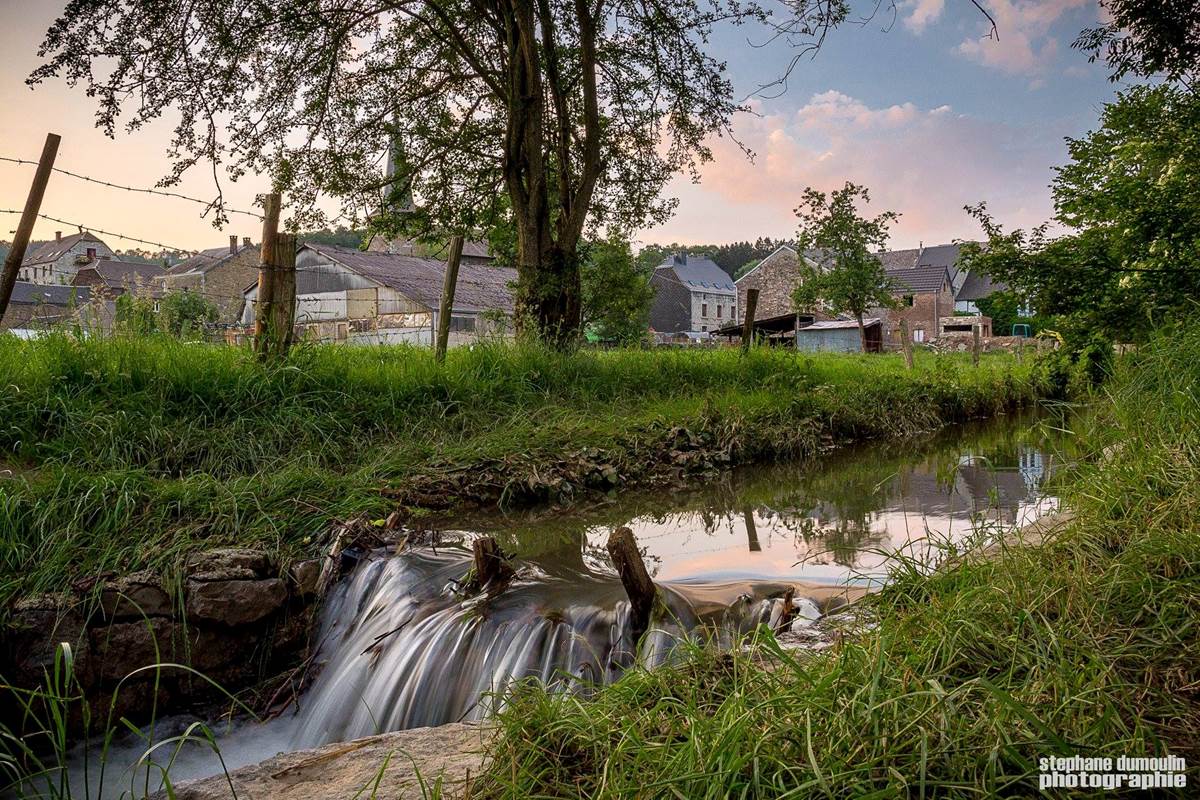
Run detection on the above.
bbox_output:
[961,85,1200,342]
[31,1,855,346]
[1074,0,1200,87]
[790,183,898,352]
[580,235,653,344]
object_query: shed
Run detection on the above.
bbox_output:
[713,311,816,345]
[795,318,883,353]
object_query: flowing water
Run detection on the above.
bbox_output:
[54,409,1071,797]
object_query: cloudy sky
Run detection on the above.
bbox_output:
[0,0,1122,253]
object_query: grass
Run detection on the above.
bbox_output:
[0,333,1048,606]
[472,324,1200,798]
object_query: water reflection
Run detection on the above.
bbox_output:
[445,408,1072,587]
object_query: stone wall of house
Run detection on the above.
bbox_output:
[690,290,736,332]
[736,248,801,323]
[873,289,956,345]
[162,247,261,324]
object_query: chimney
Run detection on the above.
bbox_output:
[242,236,251,247]
[55,231,62,241]
[229,235,238,254]
[673,252,687,266]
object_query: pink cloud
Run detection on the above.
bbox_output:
[641,91,1064,248]
[901,0,946,33]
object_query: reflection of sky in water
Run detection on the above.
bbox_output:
[581,444,1057,586]
[595,446,1055,584]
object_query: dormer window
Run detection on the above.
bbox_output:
[86,247,97,260]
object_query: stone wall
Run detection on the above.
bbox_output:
[1,548,320,735]
[162,247,261,324]
[736,247,802,322]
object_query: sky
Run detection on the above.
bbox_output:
[0,0,1125,253]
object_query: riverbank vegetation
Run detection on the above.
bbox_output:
[476,323,1200,798]
[0,334,1051,606]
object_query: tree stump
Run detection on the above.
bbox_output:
[469,537,513,593]
[607,526,657,646]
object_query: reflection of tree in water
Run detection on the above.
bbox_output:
[444,408,1073,573]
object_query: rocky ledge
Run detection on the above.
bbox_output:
[1,547,324,735]
[160,723,492,800]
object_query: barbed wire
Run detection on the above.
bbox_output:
[0,156,265,220]
[0,209,207,255]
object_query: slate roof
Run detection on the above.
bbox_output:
[660,254,735,292]
[956,269,1004,302]
[165,243,257,276]
[648,269,693,333]
[916,243,966,270]
[305,243,516,314]
[8,281,91,305]
[876,248,921,270]
[91,260,166,286]
[22,232,107,266]
[886,264,951,294]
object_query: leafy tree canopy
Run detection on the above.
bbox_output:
[580,235,653,344]
[1074,0,1200,87]
[30,0,853,344]
[791,182,898,351]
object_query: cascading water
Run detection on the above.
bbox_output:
[290,545,807,748]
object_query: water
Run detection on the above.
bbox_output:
[53,410,1067,797]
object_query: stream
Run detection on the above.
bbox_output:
[51,408,1069,798]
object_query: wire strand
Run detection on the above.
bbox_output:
[0,156,264,220]
[0,209,204,255]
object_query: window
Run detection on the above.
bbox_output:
[86,247,97,260]
[902,294,915,307]
[701,325,707,332]
[716,305,723,319]
[913,328,926,343]
[701,303,708,317]
[449,315,477,333]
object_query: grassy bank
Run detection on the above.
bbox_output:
[475,326,1200,797]
[0,335,1046,605]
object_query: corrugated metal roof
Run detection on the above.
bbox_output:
[800,317,881,331]
[8,281,91,305]
[886,264,950,294]
[306,243,516,314]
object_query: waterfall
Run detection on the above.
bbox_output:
[290,547,803,747]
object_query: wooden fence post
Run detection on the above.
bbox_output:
[741,288,759,353]
[972,323,981,366]
[0,133,60,322]
[899,319,914,370]
[254,193,282,358]
[607,526,657,647]
[435,235,465,363]
[270,233,297,356]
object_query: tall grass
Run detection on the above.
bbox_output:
[474,325,1200,798]
[0,334,1044,606]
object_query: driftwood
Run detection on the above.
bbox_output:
[468,536,514,593]
[607,526,658,645]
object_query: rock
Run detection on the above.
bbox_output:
[186,578,287,627]
[99,571,174,619]
[89,618,180,682]
[186,548,270,581]
[159,723,492,800]
[3,594,94,690]
[287,559,321,598]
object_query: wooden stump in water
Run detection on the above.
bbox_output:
[469,537,514,593]
[607,526,658,646]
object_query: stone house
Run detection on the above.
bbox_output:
[649,253,736,335]
[239,243,516,346]
[18,231,114,285]
[877,263,958,344]
[0,282,90,333]
[160,236,260,323]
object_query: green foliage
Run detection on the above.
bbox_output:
[1074,0,1200,85]
[158,292,219,338]
[476,322,1200,798]
[300,227,369,250]
[114,294,158,336]
[962,85,1200,344]
[580,235,653,344]
[0,336,1042,605]
[974,290,1037,337]
[791,182,899,350]
[636,239,788,280]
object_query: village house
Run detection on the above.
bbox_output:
[649,253,737,337]
[160,236,261,323]
[239,243,516,346]
[18,231,114,285]
[0,282,91,335]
